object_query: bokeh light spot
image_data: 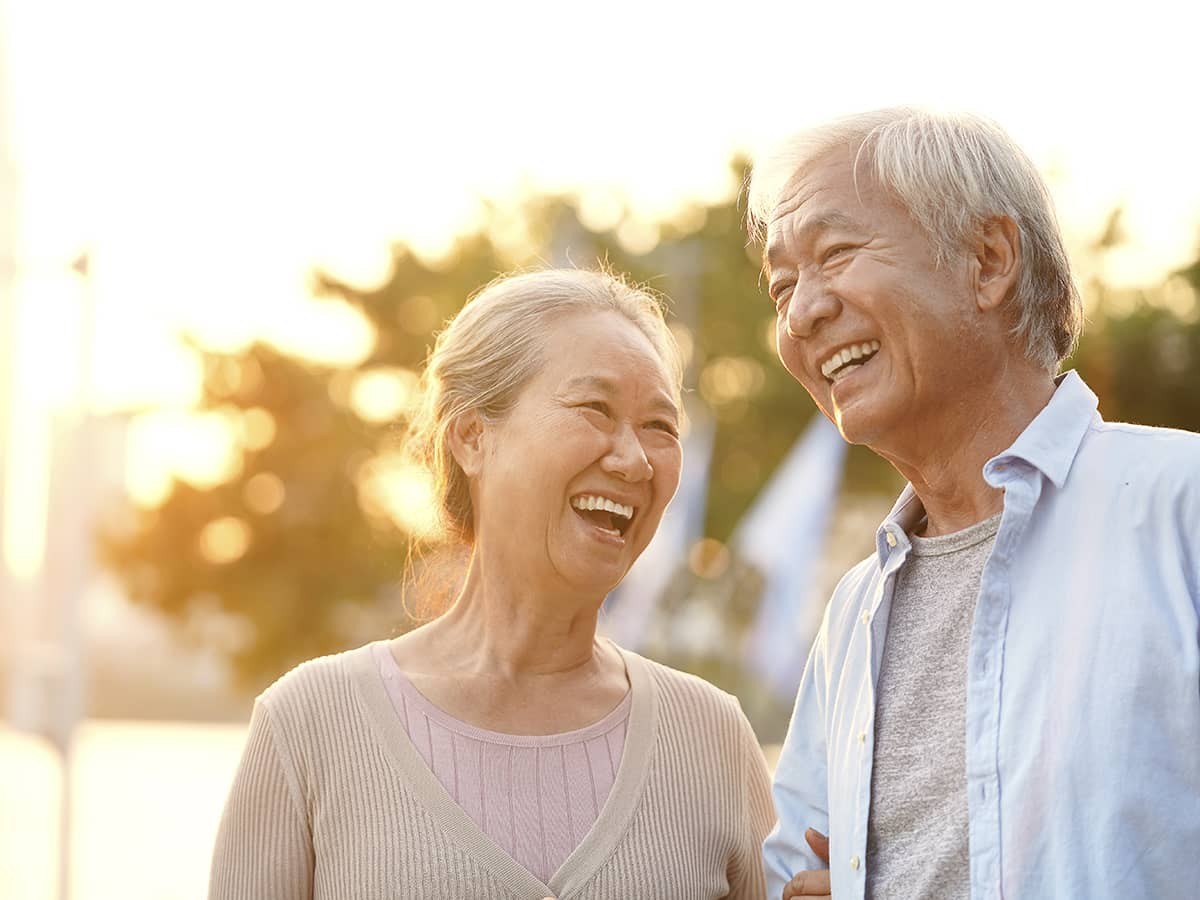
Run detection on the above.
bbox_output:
[688,537,731,580]
[243,472,286,515]
[699,356,766,405]
[239,408,277,452]
[197,517,252,565]
[350,368,419,424]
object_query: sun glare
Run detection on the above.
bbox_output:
[123,411,242,508]
[355,455,441,539]
[350,368,419,424]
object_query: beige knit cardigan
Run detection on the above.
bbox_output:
[209,641,775,899]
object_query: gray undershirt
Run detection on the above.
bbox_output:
[865,513,1001,900]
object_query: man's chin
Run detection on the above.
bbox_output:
[832,404,882,447]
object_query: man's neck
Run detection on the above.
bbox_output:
[880,371,1056,537]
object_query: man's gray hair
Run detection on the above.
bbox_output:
[747,107,1083,372]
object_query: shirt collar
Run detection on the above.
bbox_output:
[982,369,1099,490]
[876,486,923,564]
[874,370,1100,563]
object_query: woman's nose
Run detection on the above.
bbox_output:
[602,425,653,481]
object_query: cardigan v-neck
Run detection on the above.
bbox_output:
[348,640,658,897]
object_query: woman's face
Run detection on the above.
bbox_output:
[471,309,682,598]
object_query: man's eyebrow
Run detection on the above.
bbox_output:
[562,375,679,417]
[766,211,865,271]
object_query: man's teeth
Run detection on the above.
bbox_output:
[820,340,881,380]
[570,495,634,521]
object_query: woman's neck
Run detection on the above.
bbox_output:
[416,552,609,679]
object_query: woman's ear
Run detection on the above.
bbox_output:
[974,215,1020,313]
[447,410,487,477]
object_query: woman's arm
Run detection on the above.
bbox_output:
[208,700,314,900]
[726,702,777,900]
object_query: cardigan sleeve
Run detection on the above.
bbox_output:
[209,699,314,900]
[726,701,777,900]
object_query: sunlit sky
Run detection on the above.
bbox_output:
[2,0,1198,573]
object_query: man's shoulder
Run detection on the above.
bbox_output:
[1087,417,1200,450]
[1078,419,1200,489]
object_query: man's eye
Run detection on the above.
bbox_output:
[581,401,609,414]
[823,245,853,263]
[771,284,793,309]
[649,420,679,437]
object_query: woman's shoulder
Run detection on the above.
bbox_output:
[622,647,746,724]
[620,648,765,777]
[257,642,376,722]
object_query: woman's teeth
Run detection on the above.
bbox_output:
[820,340,880,381]
[570,495,633,521]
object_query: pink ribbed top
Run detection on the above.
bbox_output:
[371,642,630,883]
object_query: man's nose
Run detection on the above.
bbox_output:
[602,424,653,482]
[785,276,841,339]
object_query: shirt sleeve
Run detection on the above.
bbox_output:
[208,699,314,900]
[762,621,831,900]
[726,701,777,900]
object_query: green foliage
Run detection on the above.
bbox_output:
[99,175,1200,694]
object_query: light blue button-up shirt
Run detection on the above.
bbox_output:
[764,372,1200,899]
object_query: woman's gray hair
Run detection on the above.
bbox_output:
[747,107,1082,372]
[404,268,682,541]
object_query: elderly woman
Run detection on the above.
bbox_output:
[209,269,775,899]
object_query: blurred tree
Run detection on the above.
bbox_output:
[100,172,1200,693]
[1068,208,1200,432]
[1071,284,1200,432]
[101,231,524,689]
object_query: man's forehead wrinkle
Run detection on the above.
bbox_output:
[803,211,864,236]
[767,208,866,272]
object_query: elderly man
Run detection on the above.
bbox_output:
[748,108,1200,900]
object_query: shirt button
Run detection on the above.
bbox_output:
[850,855,861,870]
[885,531,898,547]
[860,611,870,625]
[858,731,867,745]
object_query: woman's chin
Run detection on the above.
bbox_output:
[551,557,631,602]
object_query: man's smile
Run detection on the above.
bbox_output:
[819,340,881,383]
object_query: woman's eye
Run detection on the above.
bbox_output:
[649,420,680,437]
[581,401,609,415]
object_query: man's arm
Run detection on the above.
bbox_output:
[763,628,831,899]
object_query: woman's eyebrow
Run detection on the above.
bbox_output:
[561,375,678,417]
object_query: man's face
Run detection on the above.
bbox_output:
[765,148,985,452]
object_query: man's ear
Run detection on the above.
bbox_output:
[974,215,1020,313]
[447,410,487,477]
